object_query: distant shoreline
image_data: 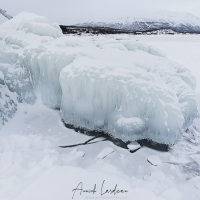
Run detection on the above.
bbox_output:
[60,25,199,35]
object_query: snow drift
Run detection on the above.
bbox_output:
[0,12,197,145]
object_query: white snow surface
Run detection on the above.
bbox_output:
[0,15,200,200]
[1,98,200,200]
[0,12,198,145]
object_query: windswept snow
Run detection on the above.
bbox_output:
[0,12,198,145]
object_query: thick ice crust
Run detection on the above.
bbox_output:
[0,12,197,145]
[60,52,197,145]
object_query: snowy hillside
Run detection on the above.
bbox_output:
[77,11,200,34]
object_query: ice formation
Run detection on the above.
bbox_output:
[60,53,197,144]
[0,12,197,145]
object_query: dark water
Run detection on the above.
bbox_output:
[62,121,170,152]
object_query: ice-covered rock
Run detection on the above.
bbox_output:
[0,12,198,145]
[99,41,166,58]
[60,51,197,145]
[0,12,63,125]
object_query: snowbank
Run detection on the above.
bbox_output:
[0,12,197,145]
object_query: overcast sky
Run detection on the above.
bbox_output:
[1,0,200,24]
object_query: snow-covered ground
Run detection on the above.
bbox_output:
[0,34,200,200]
[0,13,200,200]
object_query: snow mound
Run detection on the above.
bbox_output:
[0,12,198,145]
[19,19,62,38]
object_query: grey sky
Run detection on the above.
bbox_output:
[1,0,200,24]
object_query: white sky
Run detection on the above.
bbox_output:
[1,0,200,24]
